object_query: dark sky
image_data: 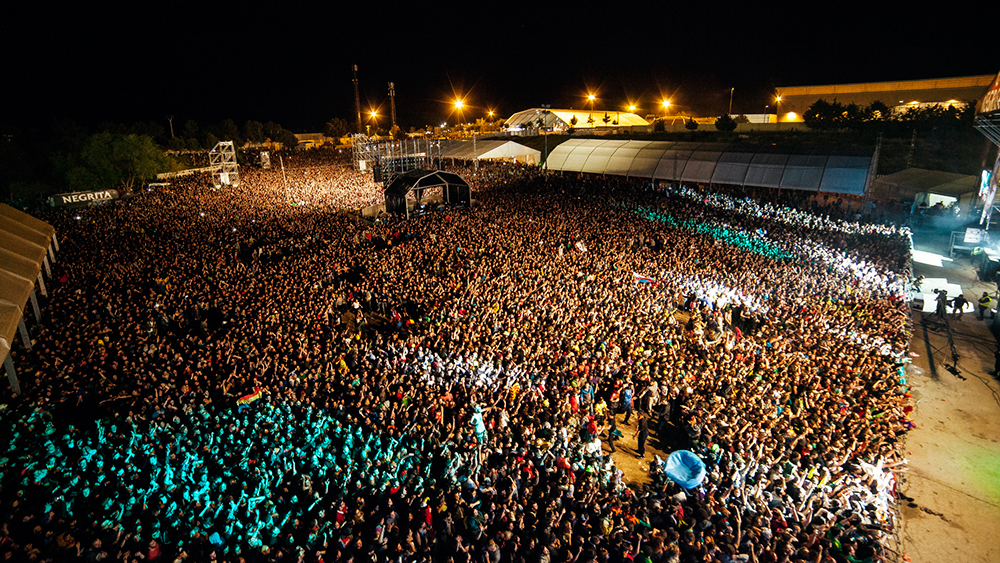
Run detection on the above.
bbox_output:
[5,2,996,133]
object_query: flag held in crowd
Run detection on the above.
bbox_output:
[237,387,264,409]
[632,272,656,284]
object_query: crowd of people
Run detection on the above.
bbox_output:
[1,154,914,563]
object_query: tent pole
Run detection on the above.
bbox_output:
[4,354,20,396]
[29,290,41,323]
[17,318,31,350]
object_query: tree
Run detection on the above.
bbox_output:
[243,121,265,144]
[183,120,199,139]
[219,119,242,146]
[684,118,699,130]
[867,101,891,121]
[325,118,351,139]
[264,121,283,141]
[185,138,201,151]
[714,114,737,132]
[277,129,300,149]
[204,133,219,149]
[803,99,844,130]
[602,113,612,126]
[570,115,578,127]
[842,103,865,130]
[65,133,175,194]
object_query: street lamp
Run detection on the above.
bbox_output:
[775,95,782,128]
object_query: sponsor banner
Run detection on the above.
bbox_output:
[49,190,120,207]
[977,70,1000,116]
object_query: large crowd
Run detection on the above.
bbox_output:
[1,154,914,563]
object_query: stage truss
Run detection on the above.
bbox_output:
[352,136,445,186]
[209,141,240,188]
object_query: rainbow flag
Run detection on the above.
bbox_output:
[237,387,264,407]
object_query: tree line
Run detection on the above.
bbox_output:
[0,118,307,202]
[802,98,976,133]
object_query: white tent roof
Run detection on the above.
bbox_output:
[505,108,649,130]
[441,139,540,161]
[545,139,874,195]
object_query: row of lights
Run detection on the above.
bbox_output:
[366,92,798,129]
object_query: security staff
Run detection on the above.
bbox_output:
[978,292,992,320]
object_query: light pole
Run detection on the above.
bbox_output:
[587,93,596,129]
[539,105,551,172]
[454,99,465,137]
[775,95,782,130]
[729,88,734,116]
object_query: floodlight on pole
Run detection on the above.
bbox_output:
[587,93,596,128]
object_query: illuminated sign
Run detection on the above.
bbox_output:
[977,70,1000,115]
[50,190,119,207]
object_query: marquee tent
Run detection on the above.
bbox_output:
[0,204,57,394]
[545,139,875,195]
[440,139,541,165]
[505,108,650,132]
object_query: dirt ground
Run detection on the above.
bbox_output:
[899,225,1000,563]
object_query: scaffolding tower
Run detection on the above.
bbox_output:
[209,141,240,187]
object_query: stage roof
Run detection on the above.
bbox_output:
[868,168,978,201]
[384,169,470,197]
[545,139,874,195]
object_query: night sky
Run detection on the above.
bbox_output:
[5,2,996,133]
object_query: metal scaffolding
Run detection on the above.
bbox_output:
[209,141,240,187]
[352,137,444,186]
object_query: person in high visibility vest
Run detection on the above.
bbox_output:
[978,292,992,320]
